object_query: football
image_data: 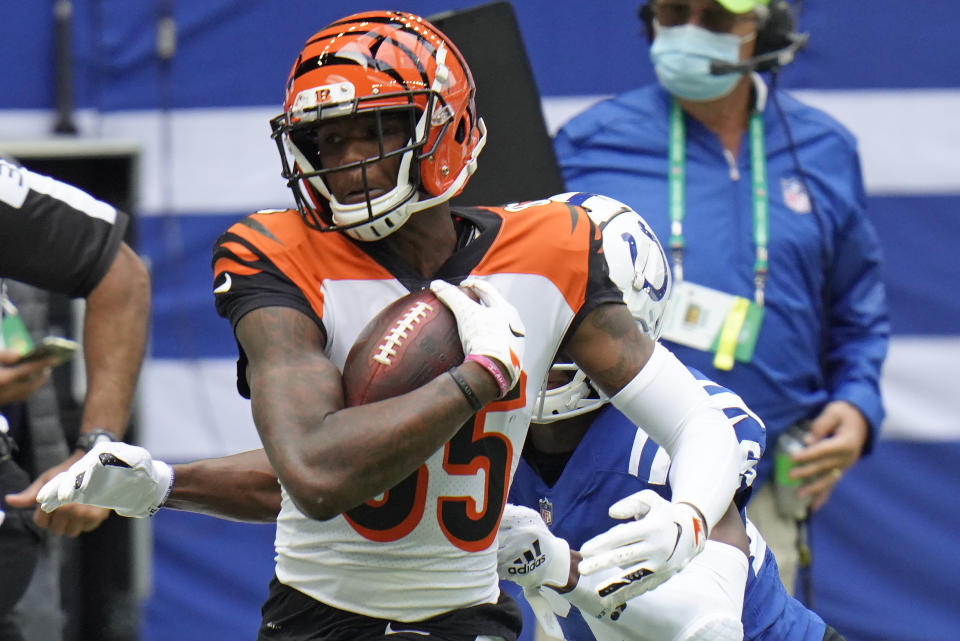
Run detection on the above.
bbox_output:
[342,288,464,406]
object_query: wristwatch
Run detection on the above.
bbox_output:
[75,428,117,453]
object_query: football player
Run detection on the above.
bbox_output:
[498,195,846,641]
[34,11,746,641]
[35,195,842,641]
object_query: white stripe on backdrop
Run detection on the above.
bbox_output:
[140,335,960,462]
[2,89,959,215]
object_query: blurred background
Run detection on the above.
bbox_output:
[0,1,958,640]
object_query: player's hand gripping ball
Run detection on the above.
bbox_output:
[342,288,468,406]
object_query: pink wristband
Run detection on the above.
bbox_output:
[465,354,510,397]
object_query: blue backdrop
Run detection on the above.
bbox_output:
[1,2,958,640]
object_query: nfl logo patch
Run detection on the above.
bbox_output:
[781,177,812,214]
[539,498,554,526]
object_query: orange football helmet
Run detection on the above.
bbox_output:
[270,11,487,241]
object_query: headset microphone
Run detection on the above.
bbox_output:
[708,31,809,75]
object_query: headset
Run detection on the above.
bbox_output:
[637,0,809,73]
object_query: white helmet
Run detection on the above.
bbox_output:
[533,192,672,423]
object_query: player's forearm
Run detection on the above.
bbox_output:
[78,243,150,440]
[253,361,498,520]
[238,305,499,519]
[166,449,281,522]
[708,503,750,556]
[609,344,741,529]
[664,419,741,531]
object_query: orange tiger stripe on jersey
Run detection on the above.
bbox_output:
[472,201,594,312]
[215,209,393,317]
[218,240,261,264]
[212,257,259,277]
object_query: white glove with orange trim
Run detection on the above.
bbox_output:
[430,278,525,392]
[578,489,707,609]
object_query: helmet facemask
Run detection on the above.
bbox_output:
[272,91,437,241]
[532,363,607,424]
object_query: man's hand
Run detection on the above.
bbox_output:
[0,348,56,405]
[430,278,525,392]
[4,452,112,536]
[34,442,173,518]
[791,400,869,510]
[579,489,706,608]
[497,504,573,591]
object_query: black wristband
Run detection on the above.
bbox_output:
[449,367,484,412]
[75,428,117,453]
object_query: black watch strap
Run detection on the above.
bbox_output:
[75,428,117,453]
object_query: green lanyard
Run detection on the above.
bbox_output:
[667,100,769,306]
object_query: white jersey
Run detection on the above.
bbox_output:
[213,200,621,620]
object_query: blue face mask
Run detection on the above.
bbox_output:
[650,23,747,101]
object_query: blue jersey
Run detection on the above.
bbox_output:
[743,522,827,641]
[505,369,825,640]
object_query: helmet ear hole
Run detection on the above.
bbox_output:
[454,117,467,144]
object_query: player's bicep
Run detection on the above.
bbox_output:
[235,306,343,444]
[566,302,654,397]
[235,305,326,363]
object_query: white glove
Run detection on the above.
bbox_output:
[498,504,572,639]
[37,442,174,518]
[0,507,5,528]
[497,504,571,590]
[579,489,706,608]
[430,278,525,392]
[565,541,747,641]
